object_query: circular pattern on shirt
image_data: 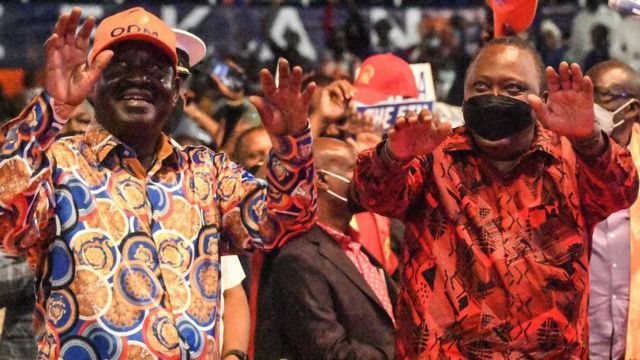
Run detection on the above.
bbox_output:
[85,199,128,245]
[54,186,78,232]
[46,289,78,334]
[240,189,265,238]
[68,266,112,320]
[186,295,216,330]
[48,238,75,289]
[115,261,163,309]
[159,265,190,313]
[79,321,125,360]
[142,308,181,359]
[59,336,100,360]
[184,169,213,205]
[38,322,61,360]
[156,230,193,274]
[154,170,182,192]
[99,294,145,336]
[122,233,160,274]
[53,143,79,170]
[217,175,239,202]
[190,256,219,302]
[109,172,149,217]
[176,317,205,358]
[76,157,108,190]
[125,341,157,360]
[159,197,200,240]
[147,183,173,220]
[66,178,96,218]
[197,225,220,258]
[70,229,118,277]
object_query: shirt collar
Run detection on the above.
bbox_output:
[317,222,361,249]
[83,120,182,169]
[442,123,562,162]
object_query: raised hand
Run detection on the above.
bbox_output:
[387,109,452,161]
[45,7,113,107]
[249,58,315,136]
[527,62,596,140]
[316,79,355,122]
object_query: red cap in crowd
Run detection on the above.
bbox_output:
[353,53,419,105]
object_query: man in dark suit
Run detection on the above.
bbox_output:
[255,137,397,359]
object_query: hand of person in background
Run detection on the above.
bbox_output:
[250,58,315,136]
[386,109,451,162]
[339,110,382,152]
[210,59,246,103]
[45,7,112,107]
[310,79,355,137]
[528,62,597,140]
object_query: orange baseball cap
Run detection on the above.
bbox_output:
[353,53,419,105]
[489,0,539,37]
[89,7,177,68]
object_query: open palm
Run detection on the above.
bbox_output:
[528,62,596,140]
[250,58,315,136]
[45,7,112,107]
[388,110,452,161]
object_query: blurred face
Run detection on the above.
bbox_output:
[592,67,640,145]
[63,102,94,134]
[463,44,542,159]
[92,41,178,139]
[234,129,271,173]
[318,145,357,205]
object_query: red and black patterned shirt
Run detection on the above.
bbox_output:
[354,125,638,359]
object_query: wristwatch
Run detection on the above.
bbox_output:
[223,349,249,360]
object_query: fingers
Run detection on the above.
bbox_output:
[259,68,276,96]
[75,16,95,50]
[546,66,560,93]
[65,7,82,46]
[570,63,584,92]
[559,62,571,91]
[290,65,304,93]
[581,75,594,99]
[277,58,291,91]
[88,50,113,78]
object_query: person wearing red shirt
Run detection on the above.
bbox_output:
[353,36,639,359]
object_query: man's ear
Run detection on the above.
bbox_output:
[541,90,549,103]
[172,77,181,107]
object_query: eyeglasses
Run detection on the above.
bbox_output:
[594,89,636,105]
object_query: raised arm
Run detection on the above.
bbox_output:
[215,59,317,251]
[0,8,111,259]
[353,109,451,219]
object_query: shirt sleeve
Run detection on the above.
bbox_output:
[574,136,639,230]
[216,127,316,252]
[220,255,246,292]
[353,142,428,220]
[0,92,71,261]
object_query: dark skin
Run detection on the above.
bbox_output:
[45,7,315,173]
[587,62,640,147]
[315,137,358,233]
[386,44,602,176]
[91,41,179,169]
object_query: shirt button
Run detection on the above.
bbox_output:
[613,294,617,300]
[612,263,617,268]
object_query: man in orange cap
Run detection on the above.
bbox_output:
[0,6,316,360]
[353,36,638,358]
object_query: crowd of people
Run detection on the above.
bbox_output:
[0,0,640,359]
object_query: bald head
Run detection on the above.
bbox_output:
[587,60,640,95]
[314,137,358,173]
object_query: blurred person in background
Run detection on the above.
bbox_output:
[60,99,94,135]
[568,0,621,68]
[255,137,397,359]
[587,59,640,360]
[0,254,36,360]
[583,23,611,73]
[537,18,569,69]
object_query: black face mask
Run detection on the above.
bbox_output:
[462,94,534,141]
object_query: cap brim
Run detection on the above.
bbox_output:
[173,29,207,67]
[353,86,393,105]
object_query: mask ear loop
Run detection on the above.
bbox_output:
[611,98,640,129]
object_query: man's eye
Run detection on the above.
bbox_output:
[474,82,489,92]
[505,84,525,94]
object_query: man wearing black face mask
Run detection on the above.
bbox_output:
[255,137,396,359]
[353,36,639,358]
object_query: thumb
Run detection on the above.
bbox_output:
[249,95,273,126]
[527,94,550,127]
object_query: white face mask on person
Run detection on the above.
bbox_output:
[318,169,350,202]
[594,99,639,135]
